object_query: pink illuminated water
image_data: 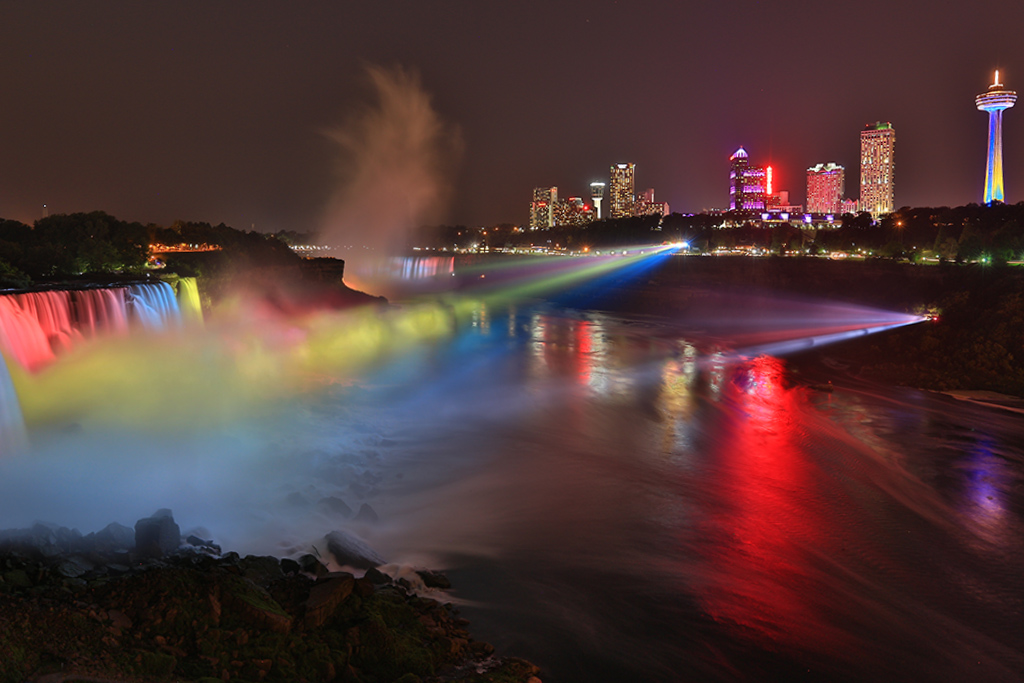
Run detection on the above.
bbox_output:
[0,282,180,374]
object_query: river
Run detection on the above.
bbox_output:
[5,265,1023,682]
[322,300,1024,682]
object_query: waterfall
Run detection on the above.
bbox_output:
[0,293,64,371]
[0,281,184,374]
[0,280,187,452]
[176,277,204,324]
[126,282,183,331]
[0,351,27,455]
[73,288,129,338]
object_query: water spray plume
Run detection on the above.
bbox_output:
[319,65,462,269]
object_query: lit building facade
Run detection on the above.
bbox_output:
[976,70,1016,203]
[553,197,595,226]
[729,147,766,213]
[609,163,635,218]
[634,188,669,216]
[859,122,895,217]
[806,163,845,214]
[530,187,557,229]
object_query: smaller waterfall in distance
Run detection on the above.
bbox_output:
[175,277,204,324]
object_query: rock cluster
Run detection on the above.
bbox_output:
[0,511,541,683]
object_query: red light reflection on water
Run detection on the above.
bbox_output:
[698,356,852,654]
[529,315,595,387]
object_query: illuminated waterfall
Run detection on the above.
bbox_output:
[72,288,129,338]
[176,277,204,324]
[0,282,183,373]
[127,282,182,331]
[0,351,27,455]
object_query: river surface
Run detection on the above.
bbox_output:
[324,302,1024,683]
[6,280,1024,682]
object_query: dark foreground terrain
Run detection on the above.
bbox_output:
[0,517,540,683]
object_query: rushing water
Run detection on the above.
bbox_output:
[3,279,1023,682]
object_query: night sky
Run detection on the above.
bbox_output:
[2,1,1024,238]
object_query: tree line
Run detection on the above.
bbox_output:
[0,212,300,288]
[418,202,1024,262]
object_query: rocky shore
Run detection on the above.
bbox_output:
[0,512,541,683]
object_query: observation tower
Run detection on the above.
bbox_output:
[976,70,1016,203]
[590,182,606,220]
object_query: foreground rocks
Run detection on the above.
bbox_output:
[0,515,541,683]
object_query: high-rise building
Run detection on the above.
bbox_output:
[530,187,557,229]
[729,147,766,213]
[859,122,895,217]
[634,188,669,216]
[554,197,594,226]
[590,182,606,220]
[976,70,1016,204]
[806,163,845,214]
[609,163,635,218]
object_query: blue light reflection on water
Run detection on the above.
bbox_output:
[358,298,1024,683]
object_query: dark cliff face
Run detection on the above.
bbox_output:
[634,257,959,310]
[585,255,1019,313]
[555,256,1024,397]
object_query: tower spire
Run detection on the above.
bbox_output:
[976,71,1016,203]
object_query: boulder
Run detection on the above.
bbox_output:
[323,530,385,570]
[317,496,353,518]
[56,555,93,578]
[134,510,181,559]
[239,555,285,587]
[185,534,221,554]
[297,553,330,579]
[29,522,61,557]
[92,522,136,552]
[304,573,356,628]
[416,569,452,589]
[353,503,379,523]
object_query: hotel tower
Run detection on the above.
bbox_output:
[608,164,635,219]
[859,122,895,217]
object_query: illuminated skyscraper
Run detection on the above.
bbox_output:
[554,197,594,226]
[729,147,766,213]
[590,182,606,220]
[806,163,845,214]
[530,187,557,229]
[976,70,1016,204]
[859,122,895,217]
[609,163,635,218]
[634,188,669,216]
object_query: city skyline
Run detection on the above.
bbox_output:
[1,2,1024,234]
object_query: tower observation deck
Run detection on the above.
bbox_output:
[976,70,1016,203]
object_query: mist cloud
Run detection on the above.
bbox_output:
[319,65,463,258]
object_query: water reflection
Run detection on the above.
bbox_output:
[958,438,1012,547]
[697,357,846,655]
[416,304,1024,681]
